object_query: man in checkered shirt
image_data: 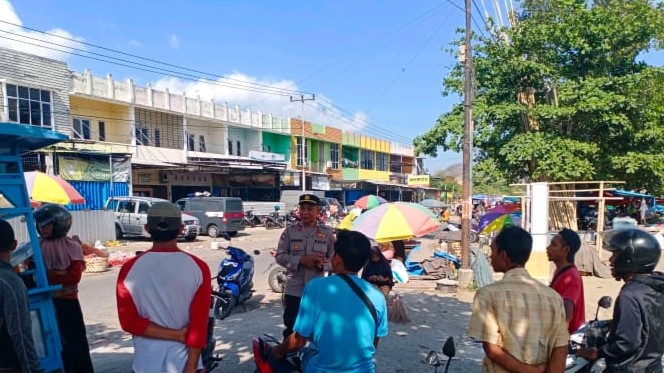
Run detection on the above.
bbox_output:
[469,226,569,373]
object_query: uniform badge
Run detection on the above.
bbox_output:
[292,243,301,250]
[316,231,326,239]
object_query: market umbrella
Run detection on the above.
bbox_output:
[420,199,445,209]
[352,202,441,242]
[486,203,520,215]
[479,212,521,235]
[354,195,387,210]
[23,171,85,205]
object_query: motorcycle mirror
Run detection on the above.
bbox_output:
[253,249,261,255]
[442,336,456,358]
[425,351,440,367]
[598,296,612,309]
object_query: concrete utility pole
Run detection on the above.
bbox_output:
[290,94,316,191]
[460,0,474,278]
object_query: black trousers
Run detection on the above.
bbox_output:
[282,295,302,340]
[53,298,94,373]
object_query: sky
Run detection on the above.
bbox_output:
[1,0,662,174]
[0,0,472,172]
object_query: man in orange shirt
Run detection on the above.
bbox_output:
[547,228,585,333]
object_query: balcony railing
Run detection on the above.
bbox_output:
[71,70,291,134]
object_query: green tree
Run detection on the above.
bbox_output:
[415,0,664,193]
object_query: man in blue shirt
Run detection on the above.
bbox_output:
[271,230,388,373]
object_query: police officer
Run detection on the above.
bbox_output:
[275,194,335,339]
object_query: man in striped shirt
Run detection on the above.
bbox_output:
[468,226,569,373]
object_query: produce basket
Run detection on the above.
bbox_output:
[84,257,109,273]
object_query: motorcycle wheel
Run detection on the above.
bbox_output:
[268,267,285,293]
[265,220,276,229]
[214,291,236,320]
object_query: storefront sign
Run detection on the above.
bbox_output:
[249,150,286,162]
[58,156,130,182]
[407,174,430,187]
[312,175,330,191]
[281,171,301,187]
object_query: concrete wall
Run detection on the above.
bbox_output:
[69,96,132,144]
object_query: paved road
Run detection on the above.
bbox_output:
[79,227,485,372]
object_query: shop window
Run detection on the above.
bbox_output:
[330,143,339,169]
[296,137,309,166]
[361,149,374,170]
[199,136,206,152]
[154,129,161,147]
[98,121,106,141]
[236,140,241,156]
[376,152,388,171]
[6,84,52,127]
[135,127,149,145]
[72,118,91,140]
[228,139,233,155]
[188,133,195,151]
[342,146,358,168]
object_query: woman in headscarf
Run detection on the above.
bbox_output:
[361,245,393,297]
[34,204,94,372]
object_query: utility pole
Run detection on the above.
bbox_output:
[461,0,474,275]
[290,94,316,191]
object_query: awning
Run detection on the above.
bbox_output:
[131,158,179,168]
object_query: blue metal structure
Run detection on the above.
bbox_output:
[0,122,65,372]
[67,180,129,210]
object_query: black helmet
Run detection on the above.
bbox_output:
[34,204,72,238]
[603,229,661,276]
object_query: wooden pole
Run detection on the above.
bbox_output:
[596,181,606,258]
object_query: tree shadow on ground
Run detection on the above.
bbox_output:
[86,322,133,372]
[211,289,484,373]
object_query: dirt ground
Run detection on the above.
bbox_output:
[86,232,662,372]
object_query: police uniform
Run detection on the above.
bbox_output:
[275,194,335,338]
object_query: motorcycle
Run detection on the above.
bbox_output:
[252,334,301,373]
[424,336,456,373]
[243,209,263,227]
[565,296,613,373]
[212,233,259,320]
[265,211,285,229]
[265,249,286,294]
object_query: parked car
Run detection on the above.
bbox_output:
[175,196,245,237]
[104,196,200,241]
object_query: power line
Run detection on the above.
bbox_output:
[0,33,300,98]
[365,11,455,115]
[294,2,450,86]
[0,20,308,96]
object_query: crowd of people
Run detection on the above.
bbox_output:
[1,192,664,372]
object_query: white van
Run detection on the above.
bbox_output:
[105,196,200,241]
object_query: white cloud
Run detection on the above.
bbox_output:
[0,0,84,61]
[152,73,369,132]
[129,40,143,47]
[169,34,179,48]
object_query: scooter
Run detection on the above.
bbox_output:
[243,209,263,227]
[265,249,286,294]
[425,336,456,373]
[212,233,259,320]
[252,334,301,373]
[265,206,285,229]
[565,296,613,373]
